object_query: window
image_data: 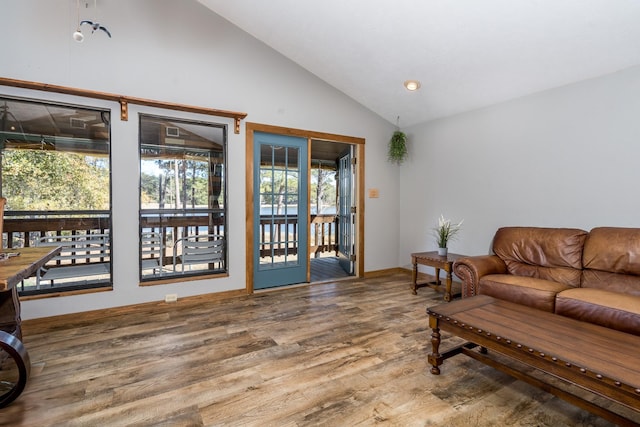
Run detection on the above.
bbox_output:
[139,114,227,281]
[0,96,111,295]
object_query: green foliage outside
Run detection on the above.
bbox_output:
[2,149,333,213]
[2,151,216,212]
[311,167,336,214]
[259,169,298,213]
[140,159,213,208]
[2,150,109,210]
[258,166,336,214]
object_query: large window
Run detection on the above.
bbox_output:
[0,96,111,295]
[139,115,227,281]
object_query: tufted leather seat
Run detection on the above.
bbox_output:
[454,226,640,335]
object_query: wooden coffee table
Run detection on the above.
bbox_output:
[427,295,640,425]
[411,251,463,301]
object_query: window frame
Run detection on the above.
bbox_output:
[138,113,228,283]
[0,95,113,296]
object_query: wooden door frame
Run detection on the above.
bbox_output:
[245,122,365,293]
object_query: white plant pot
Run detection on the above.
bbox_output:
[437,247,448,257]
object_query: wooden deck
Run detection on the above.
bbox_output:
[2,271,623,426]
[310,256,350,282]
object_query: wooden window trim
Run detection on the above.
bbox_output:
[0,77,247,134]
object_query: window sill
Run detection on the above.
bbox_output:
[139,272,229,286]
[20,286,113,301]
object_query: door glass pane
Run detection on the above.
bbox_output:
[337,149,354,275]
[259,145,300,269]
[338,154,352,257]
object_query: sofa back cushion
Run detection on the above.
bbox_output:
[582,227,640,295]
[493,227,587,287]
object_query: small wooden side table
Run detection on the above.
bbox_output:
[411,251,464,301]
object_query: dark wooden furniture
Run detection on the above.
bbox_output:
[427,295,640,425]
[0,246,60,407]
[411,251,463,301]
[0,247,62,292]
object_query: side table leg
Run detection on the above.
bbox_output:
[411,257,418,295]
[444,269,453,302]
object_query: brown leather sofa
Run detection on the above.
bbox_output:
[453,226,640,336]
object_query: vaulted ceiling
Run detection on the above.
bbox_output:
[199,0,640,128]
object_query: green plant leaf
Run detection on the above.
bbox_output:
[388,130,407,164]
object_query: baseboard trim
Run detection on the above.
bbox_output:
[363,267,407,278]
[22,288,247,332]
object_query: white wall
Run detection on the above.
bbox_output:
[399,65,640,272]
[0,0,399,319]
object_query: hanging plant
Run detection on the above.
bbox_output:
[388,130,408,165]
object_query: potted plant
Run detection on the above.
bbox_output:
[433,214,463,256]
[388,130,407,164]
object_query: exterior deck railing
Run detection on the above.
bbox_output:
[256,214,338,258]
[310,214,338,256]
[3,214,111,249]
[2,211,337,276]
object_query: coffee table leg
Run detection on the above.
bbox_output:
[427,315,442,375]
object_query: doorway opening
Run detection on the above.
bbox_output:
[245,123,364,293]
[309,139,353,283]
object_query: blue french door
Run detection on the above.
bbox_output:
[337,147,355,275]
[254,132,308,289]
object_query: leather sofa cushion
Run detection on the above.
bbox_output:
[583,227,640,274]
[479,274,571,312]
[582,227,640,295]
[581,269,640,296]
[493,227,587,287]
[556,288,640,336]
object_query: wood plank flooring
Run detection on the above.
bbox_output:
[0,271,622,426]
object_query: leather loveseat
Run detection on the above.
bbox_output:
[453,226,640,336]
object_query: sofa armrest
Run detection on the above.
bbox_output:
[453,255,507,297]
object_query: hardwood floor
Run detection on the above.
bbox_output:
[0,271,621,426]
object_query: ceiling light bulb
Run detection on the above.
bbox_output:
[404,80,421,91]
[73,30,84,42]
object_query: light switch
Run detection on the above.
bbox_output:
[368,188,380,198]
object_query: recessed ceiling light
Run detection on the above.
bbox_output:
[404,80,421,91]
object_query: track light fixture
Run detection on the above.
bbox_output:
[73,0,110,42]
[73,0,84,42]
[73,29,84,42]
